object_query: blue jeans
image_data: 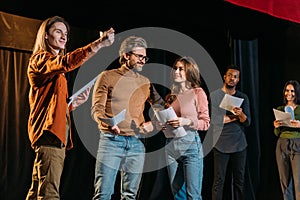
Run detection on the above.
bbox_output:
[93,132,145,200]
[165,130,203,200]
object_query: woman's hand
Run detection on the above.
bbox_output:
[167,117,192,128]
[151,120,166,131]
[290,120,300,128]
[274,120,282,128]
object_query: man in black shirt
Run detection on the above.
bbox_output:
[210,65,251,200]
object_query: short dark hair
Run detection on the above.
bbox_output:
[224,64,240,75]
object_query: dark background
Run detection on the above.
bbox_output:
[1,0,300,199]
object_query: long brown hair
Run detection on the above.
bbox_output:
[165,56,201,107]
[170,56,201,94]
[32,16,70,56]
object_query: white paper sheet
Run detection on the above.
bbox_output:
[273,108,293,127]
[219,94,244,113]
[154,107,187,138]
[155,107,177,123]
[68,75,99,106]
[99,109,126,126]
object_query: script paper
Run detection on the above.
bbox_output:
[155,107,177,123]
[99,109,126,126]
[155,107,187,138]
[219,94,244,113]
[273,108,293,127]
[68,75,99,106]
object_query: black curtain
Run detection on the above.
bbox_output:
[232,38,261,200]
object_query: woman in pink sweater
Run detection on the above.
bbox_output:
[163,56,210,200]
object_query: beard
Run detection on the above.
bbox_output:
[225,83,235,89]
[132,62,143,72]
[127,60,143,72]
[135,66,143,72]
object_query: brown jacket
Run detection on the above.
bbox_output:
[27,45,92,149]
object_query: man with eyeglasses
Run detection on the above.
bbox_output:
[210,65,251,200]
[91,35,164,200]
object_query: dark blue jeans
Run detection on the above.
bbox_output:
[212,148,247,200]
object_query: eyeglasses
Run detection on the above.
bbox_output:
[129,52,149,62]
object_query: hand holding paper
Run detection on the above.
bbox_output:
[70,86,91,110]
[111,125,121,134]
[273,108,293,127]
[68,75,99,106]
[219,94,244,113]
[99,109,126,126]
[155,107,178,123]
[154,107,187,138]
[290,120,300,128]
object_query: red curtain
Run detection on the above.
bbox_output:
[225,0,300,24]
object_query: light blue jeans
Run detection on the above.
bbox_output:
[165,130,203,200]
[93,132,145,200]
